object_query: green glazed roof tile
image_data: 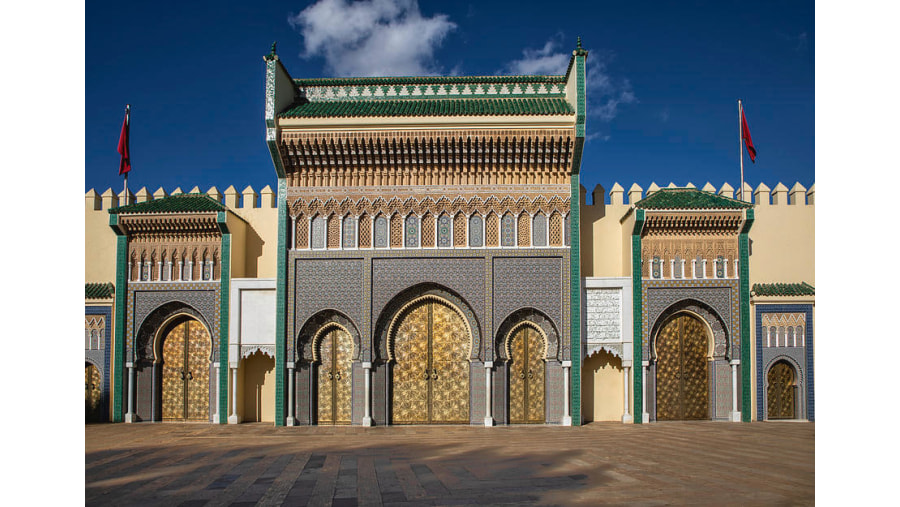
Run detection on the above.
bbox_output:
[635,188,752,210]
[279,97,574,118]
[109,194,227,215]
[293,75,566,87]
[85,282,115,299]
[751,282,815,297]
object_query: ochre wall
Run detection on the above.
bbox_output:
[85,193,119,285]
[748,200,815,286]
[581,350,624,422]
[241,351,276,423]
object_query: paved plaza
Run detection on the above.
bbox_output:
[85,422,813,506]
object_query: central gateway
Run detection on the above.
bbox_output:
[656,314,709,420]
[392,300,470,424]
[161,319,211,422]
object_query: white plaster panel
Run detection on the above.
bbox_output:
[240,289,276,346]
[583,277,633,362]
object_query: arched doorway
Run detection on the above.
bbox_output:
[767,361,796,420]
[507,325,545,424]
[656,313,709,421]
[85,363,103,422]
[391,298,470,424]
[241,350,275,423]
[159,318,211,422]
[316,327,354,425]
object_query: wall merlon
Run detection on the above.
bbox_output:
[610,183,624,205]
[628,183,643,204]
[118,188,135,206]
[701,182,716,192]
[740,183,753,203]
[101,188,118,209]
[754,183,771,206]
[207,186,223,203]
[647,182,660,196]
[153,187,168,200]
[242,186,259,209]
[86,189,101,211]
[224,185,240,209]
[172,187,184,195]
[590,184,605,206]
[135,187,151,203]
[806,184,815,205]
[789,182,807,205]
[260,185,276,208]
[719,182,734,199]
[684,182,696,189]
[771,183,789,205]
[189,186,202,194]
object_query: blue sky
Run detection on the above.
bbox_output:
[85,0,814,202]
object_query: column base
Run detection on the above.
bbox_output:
[642,412,650,423]
[286,417,297,426]
[730,411,742,422]
[483,417,494,427]
[125,413,135,423]
[621,414,633,423]
[362,416,374,427]
[228,415,241,424]
[561,416,572,426]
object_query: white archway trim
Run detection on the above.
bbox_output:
[151,312,213,364]
[503,321,549,362]
[240,345,276,360]
[586,343,623,360]
[310,322,354,363]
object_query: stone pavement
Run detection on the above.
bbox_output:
[85,421,813,506]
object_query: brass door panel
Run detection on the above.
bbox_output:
[656,314,709,421]
[317,329,354,425]
[767,362,795,419]
[392,301,469,424]
[85,364,102,422]
[509,327,545,424]
[162,320,210,422]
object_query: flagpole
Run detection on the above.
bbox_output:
[123,104,130,205]
[738,99,744,202]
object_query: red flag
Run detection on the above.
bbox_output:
[741,109,756,163]
[118,109,131,175]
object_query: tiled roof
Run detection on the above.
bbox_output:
[635,188,752,210]
[279,98,575,119]
[752,282,815,297]
[293,75,566,87]
[85,282,114,299]
[109,194,227,215]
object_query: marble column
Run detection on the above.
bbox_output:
[228,367,239,424]
[622,361,633,423]
[125,362,135,423]
[286,362,296,426]
[362,362,373,427]
[484,361,494,427]
[562,360,572,426]
[730,360,741,422]
[642,360,650,423]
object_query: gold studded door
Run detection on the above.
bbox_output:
[85,364,102,422]
[767,362,796,419]
[392,300,470,424]
[317,328,354,425]
[161,320,211,422]
[509,327,546,424]
[656,314,709,421]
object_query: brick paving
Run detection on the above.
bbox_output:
[85,422,813,506]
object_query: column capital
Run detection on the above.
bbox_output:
[362,362,372,369]
[484,361,493,368]
[561,360,572,367]
[642,360,650,367]
[125,362,134,368]
[286,361,295,369]
[729,359,741,366]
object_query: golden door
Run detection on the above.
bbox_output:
[392,300,469,424]
[85,364,102,422]
[508,327,545,424]
[656,314,709,420]
[161,320,211,421]
[317,328,353,425]
[767,362,796,419]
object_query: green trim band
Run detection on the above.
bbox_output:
[218,232,231,424]
[631,209,645,424]
[274,178,288,425]
[112,233,127,422]
[739,209,754,422]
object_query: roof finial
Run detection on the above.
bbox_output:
[270,41,277,56]
[577,36,582,50]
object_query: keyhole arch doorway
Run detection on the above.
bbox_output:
[312,324,355,425]
[504,322,547,424]
[154,315,212,422]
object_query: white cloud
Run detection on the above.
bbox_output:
[502,39,570,75]
[289,0,456,77]
[502,38,637,122]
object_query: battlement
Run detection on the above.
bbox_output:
[586,181,815,207]
[85,185,278,212]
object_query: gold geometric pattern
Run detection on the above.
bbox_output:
[421,213,436,248]
[295,213,308,249]
[508,326,545,423]
[549,212,563,246]
[358,214,371,248]
[317,328,354,425]
[485,213,499,247]
[85,364,102,422]
[656,314,709,421]
[518,212,531,247]
[327,215,340,249]
[392,300,469,424]
[453,213,466,247]
[161,319,211,422]
[390,213,402,247]
[767,362,795,419]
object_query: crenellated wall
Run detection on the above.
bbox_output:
[580,181,814,288]
[85,185,279,285]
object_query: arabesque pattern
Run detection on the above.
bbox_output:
[656,314,708,420]
[317,329,354,424]
[767,362,795,419]
[509,327,545,423]
[392,301,469,424]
